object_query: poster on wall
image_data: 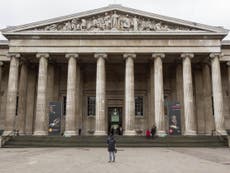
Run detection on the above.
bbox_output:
[48,102,62,135]
[168,102,181,135]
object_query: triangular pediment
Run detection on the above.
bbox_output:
[1,4,228,34]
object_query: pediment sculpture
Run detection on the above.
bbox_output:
[29,11,203,32]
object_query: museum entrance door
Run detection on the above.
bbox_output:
[108,107,122,135]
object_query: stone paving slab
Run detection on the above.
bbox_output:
[0,148,230,173]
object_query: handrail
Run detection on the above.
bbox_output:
[0,131,15,148]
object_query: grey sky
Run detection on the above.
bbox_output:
[0,0,229,39]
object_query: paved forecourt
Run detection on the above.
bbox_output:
[0,147,230,173]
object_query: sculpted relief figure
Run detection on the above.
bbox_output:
[111,11,120,29]
[104,12,111,30]
[121,14,131,30]
[45,24,58,31]
[132,16,139,31]
[33,10,197,32]
[81,19,87,30]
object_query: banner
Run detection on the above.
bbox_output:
[168,102,181,135]
[48,102,62,135]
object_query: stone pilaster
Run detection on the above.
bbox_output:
[152,53,166,136]
[17,60,28,135]
[64,54,79,136]
[3,54,20,135]
[25,65,36,135]
[94,53,107,136]
[0,62,3,121]
[176,63,185,134]
[149,60,155,129]
[181,53,196,135]
[34,53,49,136]
[202,63,215,135]
[227,62,230,114]
[210,53,227,135]
[123,53,136,136]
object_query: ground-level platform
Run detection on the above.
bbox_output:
[0,147,230,173]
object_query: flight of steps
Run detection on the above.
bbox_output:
[3,135,228,148]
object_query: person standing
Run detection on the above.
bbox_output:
[107,134,116,162]
[151,125,156,138]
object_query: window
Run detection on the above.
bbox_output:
[63,96,66,115]
[135,96,143,116]
[88,96,96,116]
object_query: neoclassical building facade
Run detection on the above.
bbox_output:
[0,5,230,136]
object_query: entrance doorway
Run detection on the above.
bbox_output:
[108,107,122,135]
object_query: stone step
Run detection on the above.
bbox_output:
[3,136,227,148]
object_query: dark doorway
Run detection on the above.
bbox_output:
[108,107,122,135]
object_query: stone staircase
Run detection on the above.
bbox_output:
[2,135,228,148]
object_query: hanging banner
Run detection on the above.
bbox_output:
[48,102,62,135]
[168,102,181,135]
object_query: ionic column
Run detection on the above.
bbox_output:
[3,54,20,135]
[152,53,166,136]
[64,54,79,136]
[181,53,196,135]
[210,53,227,135]
[34,53,49,136]
[18,60,28,135]
[94,53,107,136]
[124,53,136,136]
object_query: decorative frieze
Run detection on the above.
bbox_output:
[28,11,202,32]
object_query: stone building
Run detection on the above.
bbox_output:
[0,5,230,136]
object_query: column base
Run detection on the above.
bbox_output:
[156,130,167,137]
[2,131,14,136]
[216,129,227,135]
[123,130,136,136]
[184,130,197,136]
[94,130,107,136]
[64,131,77,137]
[33,131,48,136]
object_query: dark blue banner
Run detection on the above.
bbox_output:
[48,102,62,135]
[168,102,181,135]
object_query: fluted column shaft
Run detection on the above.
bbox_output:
[152,53,166,135]
[34,54,49,136]
[210,53,226,135]
[3,54,20,135]
[181,53,196,135]
[94,53,107,136]
[64,54,79,136]
[124,54,136,136]
[18,61,28,135]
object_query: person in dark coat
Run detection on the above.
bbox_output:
[107,134,116,162]
[151,125,156,138]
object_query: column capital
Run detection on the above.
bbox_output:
[152,53,165,59]
[36,53,49,59]
[65,53,79,59]
[209,53,223,59]
[123,53,136,59]
[94,53,107,59]
[181,53,194,59]
[7,53,20,59]
[0,61,4,66]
